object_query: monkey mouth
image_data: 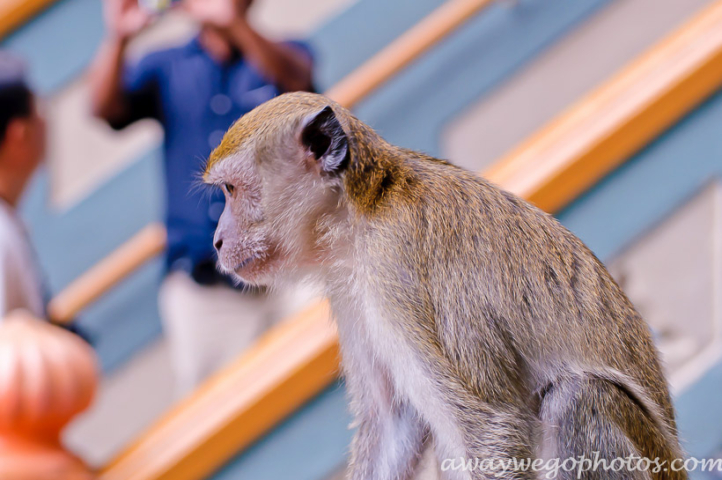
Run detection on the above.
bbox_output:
[233,255,259,272]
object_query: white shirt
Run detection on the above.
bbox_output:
[0,199,44,319]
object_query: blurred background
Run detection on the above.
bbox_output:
[1,0,721,478]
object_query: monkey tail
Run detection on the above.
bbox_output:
[581,366,683,458]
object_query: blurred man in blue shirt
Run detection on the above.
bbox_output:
[89,0,313,393]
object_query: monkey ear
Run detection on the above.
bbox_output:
[301,106,349,174]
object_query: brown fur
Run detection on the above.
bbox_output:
[206,92,686,480]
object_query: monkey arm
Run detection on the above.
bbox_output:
[347,402,427,480]
[340,338,428,480]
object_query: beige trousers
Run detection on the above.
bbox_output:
[158,271,314,395]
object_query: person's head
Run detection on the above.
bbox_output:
[182,0,256,62]
[0,53,45,183]
[182,0,255,25]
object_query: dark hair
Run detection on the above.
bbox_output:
[0,52,33,143]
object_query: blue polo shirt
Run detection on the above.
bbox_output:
[114,36,312,283]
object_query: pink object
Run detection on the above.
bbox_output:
[0,311,98,479]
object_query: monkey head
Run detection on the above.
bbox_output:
[203,92,350,286]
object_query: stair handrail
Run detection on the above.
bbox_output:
[0,0,57,39]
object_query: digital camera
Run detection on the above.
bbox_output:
[139,0,180,14]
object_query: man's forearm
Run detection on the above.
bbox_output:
[88,35,130,122]
[224,22,313,93]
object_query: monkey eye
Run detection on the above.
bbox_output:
[223,183,236,196]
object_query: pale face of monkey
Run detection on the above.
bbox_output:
[211,156,274,283]
[207,106,348,286]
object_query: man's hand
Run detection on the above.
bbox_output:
[104,0,153,41]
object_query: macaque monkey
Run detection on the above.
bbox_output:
[204,92,685,480]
